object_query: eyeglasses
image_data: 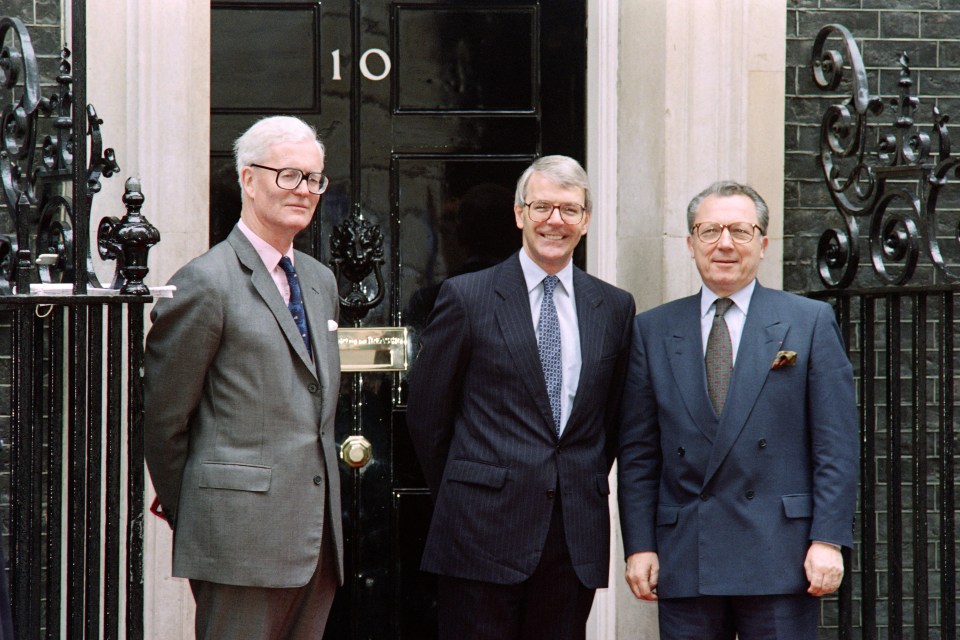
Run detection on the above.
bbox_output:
[692,222,762,244]
[250,164,329,195]
[524,201,587,224]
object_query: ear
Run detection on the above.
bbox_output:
[686,234,695,258]
[514,204,525,230]
[240,166,257,200]
[760,234,769,258]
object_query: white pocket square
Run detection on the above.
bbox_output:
[327,319,338,331]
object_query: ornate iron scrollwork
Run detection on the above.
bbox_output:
[812,24,957,288]
[0,18,151,294]
[330,214,385,325]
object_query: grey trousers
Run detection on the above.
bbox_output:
[190,522,337,640]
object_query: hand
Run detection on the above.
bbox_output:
[804,541,843,596]
[625,551,659,601]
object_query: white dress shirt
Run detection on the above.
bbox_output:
[519,250,581,435]
[699,279,757,366]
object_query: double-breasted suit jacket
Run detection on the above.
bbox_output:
[144,226,344,588]
[618,283,858,597]
[407,252,635,589]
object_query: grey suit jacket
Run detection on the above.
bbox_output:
[407,253,635,588]
[618,283,858,597]
[144,226,343,588]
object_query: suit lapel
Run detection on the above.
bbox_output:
[566,268,603,429]
[228,229,319,380]
[299,257,332,391]
[494,255,556,435]
[702,284,788,486]
[665,294,718,440]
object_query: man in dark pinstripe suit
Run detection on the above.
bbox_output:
[407,156,635,640]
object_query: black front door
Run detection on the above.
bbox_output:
[210,2,586,637]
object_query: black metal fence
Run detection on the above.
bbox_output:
[5,298,147,639]
[1,3,159,637]
[809,24,960,640]
[811,288,957,640]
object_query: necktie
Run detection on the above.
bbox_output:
[705,298,733,416]
[278,257,312,357]
[538,275,562,435]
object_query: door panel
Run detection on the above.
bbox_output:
[210,2,586,637]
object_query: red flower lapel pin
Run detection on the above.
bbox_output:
[771,350,797,370]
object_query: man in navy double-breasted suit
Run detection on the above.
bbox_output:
[407,156,635,640]
[617,181,858,640]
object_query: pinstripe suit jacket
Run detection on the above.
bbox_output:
[407,252,635,588]
[144,226,344,588]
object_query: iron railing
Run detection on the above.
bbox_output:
[1,3,159,638]
[810,24,960,639]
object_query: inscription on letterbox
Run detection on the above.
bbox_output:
[338,327,409,372]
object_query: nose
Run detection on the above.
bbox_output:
[293,177,312,195]
[716,226,736,247]
[544,205,565,223]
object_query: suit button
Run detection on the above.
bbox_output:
[308,384,319,393]
[746,490,755,500]
[699,492,709,501]
[546,489,556,499]
[677,447,685,457]
[313,475,323,485]
[758,438,767,449]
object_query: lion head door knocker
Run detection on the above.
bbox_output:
[330,214,385,325]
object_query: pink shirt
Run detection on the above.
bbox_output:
[237,220,295,305]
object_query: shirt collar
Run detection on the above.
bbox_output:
[519,249,574,297]
[237,219,295,271]
[700,279,757,318]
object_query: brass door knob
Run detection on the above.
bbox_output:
[340,435,373,468]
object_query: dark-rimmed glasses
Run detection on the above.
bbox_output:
[524,200,586,224]
[250,164,329,195]
[692,222,762,244]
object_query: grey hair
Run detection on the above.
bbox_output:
[514,155,592,213]
[234,116,325,192]
[686,181,769,235]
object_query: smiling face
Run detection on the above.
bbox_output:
[687,193,768,297]
[514,171,591,274]
[240,139,325,252]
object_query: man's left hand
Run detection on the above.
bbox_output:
[804,541,844,596]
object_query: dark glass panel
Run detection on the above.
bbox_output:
[211,7,318,112]
[392,116,539,154]
[398,157,527,333]
[209,155,241,247]
[396,8,535,112]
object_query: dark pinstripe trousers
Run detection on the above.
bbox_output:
[437,491,596,640]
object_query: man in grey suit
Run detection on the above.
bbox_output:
[618,181,858,639]
[144,116,343,639]
[407,156,635,640]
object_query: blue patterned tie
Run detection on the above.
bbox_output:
[538,275,562,435]
[278,256,312,357]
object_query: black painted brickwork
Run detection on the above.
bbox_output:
[787,3,960,639]
[0,0,63,604]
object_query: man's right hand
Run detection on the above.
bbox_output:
[625,551,659,601]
